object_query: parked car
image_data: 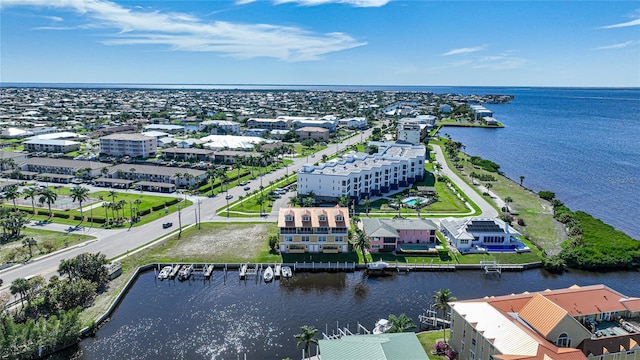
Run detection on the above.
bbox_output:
[239,181,249,186]
[243,186,251,191]
[225,194,233,200]
[162,222,173,229]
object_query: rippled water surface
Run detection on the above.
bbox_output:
[56,268,640,360]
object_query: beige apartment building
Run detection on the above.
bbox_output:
[99,133,157,158]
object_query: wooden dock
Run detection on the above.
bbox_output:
[294,261,356,272]
[203,264,214,279]
[274,264,281,279]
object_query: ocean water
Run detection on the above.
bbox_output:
[439,88,640,239]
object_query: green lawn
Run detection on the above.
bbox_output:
[417,330,450,360]
[0,228,94,263]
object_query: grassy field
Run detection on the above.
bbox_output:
[0,227,94,263]
[452,151,567,255]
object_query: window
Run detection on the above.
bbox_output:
[284,236,293,242]
[335,215,343,221]
[285,215,293,222]
[319,215,326,222]
[335,236,343,242]
[556,333,571,347]
[301,236,310,242]
[302,215,310,222]
[318,236,327,242]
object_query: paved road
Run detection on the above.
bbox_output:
[431,143,498,218]
[0,130,372,291]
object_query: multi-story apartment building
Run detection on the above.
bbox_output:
[397,122,422,145]
[198,120,241,135]
[246,117,292,130]
[99,133,157,158]
[19,158,109,182]
[278,206,350,254]
[297,142,426,202]
[449,284,640,360]
[24,139,81,153]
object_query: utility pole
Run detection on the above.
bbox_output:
[177,205,182,237]
[197,199,201,229]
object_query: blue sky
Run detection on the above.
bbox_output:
[1,0,639,86]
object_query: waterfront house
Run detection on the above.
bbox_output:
[361,218,438,253]
[449,284,640,360]
[277,206,350,254]
[439,217,524,252]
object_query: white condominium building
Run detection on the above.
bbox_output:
[99,133,158,158]
[297,142,426,202]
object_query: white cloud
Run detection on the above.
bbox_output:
[274,0,390,7]
[473,52,527,70]
[594,41,636,50]
[440,45,486,56]
[1,0,365,61]
[600,9,640,29]
[235,0,257,5]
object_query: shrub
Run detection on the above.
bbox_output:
[538,190,556,200]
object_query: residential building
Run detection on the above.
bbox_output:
[469,104,494,120]
[278,206,350,254]
[92,125,136,138]
[198,120,241,135]
[201,134,272,151]
[246,117,292,130]
[396,123,422,145]
[297,142,426,202]
[0,151,28,170]
[295,126,330,142]
[338,117,367,129]
[245,128,269,138]
[20,157,109,182]
[24,139,81,153]
[143,124,185,133]
[361,218,438,253]
[99,133,157,158]
[440,217,524,252]
[449,284,640,360]
[318,333,429,360]
[211,150,260,165]
[106,163,206,188]
[1,127,33,139]
[161,147,213,162]
[292,116,338,132]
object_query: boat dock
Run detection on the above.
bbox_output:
[274,264,281,279]
[293,261,356,272]
[419,309,451,330]
[203,264,214,279]
[169,264,181,279]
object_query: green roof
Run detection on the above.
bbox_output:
[318,333,429,360]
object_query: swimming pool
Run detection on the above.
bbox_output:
[402,196,429,207]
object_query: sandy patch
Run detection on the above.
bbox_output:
[170,224,270,261]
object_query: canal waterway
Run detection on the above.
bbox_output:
[56,268,639,360]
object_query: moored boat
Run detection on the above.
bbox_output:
[178,264,193,281]
[367,260,389,270]
[372,318,391,334]
[263,266,274,282]
[158,266,172,280]
[281,266,293,279]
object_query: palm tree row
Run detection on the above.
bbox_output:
[3,185,59,218]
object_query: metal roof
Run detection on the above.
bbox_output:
[318,333,429,360]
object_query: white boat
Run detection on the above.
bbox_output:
[373,319,391,334]
[367,260,389,270]
[263,266,274,282]
[158,266,172,280]
[178,264,193,281]
[281,266,293,279]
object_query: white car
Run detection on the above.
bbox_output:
[225,194,233,200]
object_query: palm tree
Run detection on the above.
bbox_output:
[504,196,513,212]
[10,278,31,306]
[117,199,127,219]
[38,188,57,217]
[362,196,371,216]
[352,229,371,265]
[107,189,118,204]
[206,168,217,196]
[129,167,137,180]
[5,185,20,211]
[338,195,349,207]
[519,175,525,187]
[102,202,110,225]
[22,187,38,215]
[387,313,416,333]
[433,289,457,342]
[22,237,37,259]
[414,198,424,218]
[234,155,242,184]
[395,194,404,218]
[302,196,314,207]
[289,196,300,207]
[219,171,229,196]
[70,186,90,222]
[294,325,319,358]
